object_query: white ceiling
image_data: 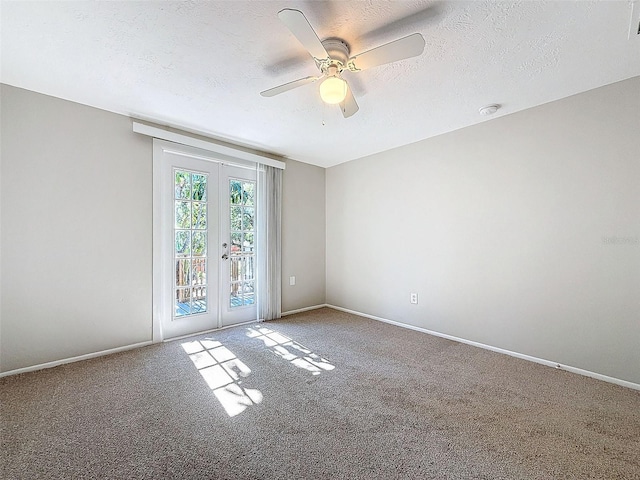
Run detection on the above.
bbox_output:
[2,1,639,168]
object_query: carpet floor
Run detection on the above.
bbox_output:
[1,307,639,479]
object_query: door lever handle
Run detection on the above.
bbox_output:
[221,253,229,260]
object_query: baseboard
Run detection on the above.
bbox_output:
[326,305,640,392]
[0,309,322,377]
[6,306,636,391]
[0,340,153,378]
[281,304,328,317]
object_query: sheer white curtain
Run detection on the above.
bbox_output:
[257,164,282,321]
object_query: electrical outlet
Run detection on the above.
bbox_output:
[289,276,296,286]
[410,293,418,304]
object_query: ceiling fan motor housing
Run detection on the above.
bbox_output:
[321,38,350,68]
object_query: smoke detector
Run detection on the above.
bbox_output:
[479,104,500,116]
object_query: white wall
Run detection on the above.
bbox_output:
[282,159,326,312]
[326,77,640,385]
[1,84,152,372]
[0,84,327,372]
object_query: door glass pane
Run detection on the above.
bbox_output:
[175,288,191,316]
[230,207,242,230]
[175,171,191,200]
[230,283,242,308]
[231,232,242,252]
[244,256,254,281]
[230,180,242,204]
[192,287,207,313]
[192,174,207,201]
[230,257,242,283]
[228,178,256,310]
[243,207,254,231]
[175,202,191,229]
[192,203,207,229]
[176,259,191,287]
[243,233,254,253]
[175,231,191,257]
[174,168,208,318]
[243,282,255,306]
[192,258,207,286]
[242,182,254,206]
[192,232,207,257]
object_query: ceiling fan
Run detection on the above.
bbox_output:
[260,9,426,118]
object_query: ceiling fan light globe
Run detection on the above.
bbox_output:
[320,76,348,104]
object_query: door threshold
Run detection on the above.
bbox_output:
[162,318,262,343]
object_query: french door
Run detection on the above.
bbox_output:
[220,165,257,327]
[154,140,258,340]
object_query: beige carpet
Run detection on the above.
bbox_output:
[1,307,639,479]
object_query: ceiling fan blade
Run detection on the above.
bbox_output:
[339,82,359,118]
[278,9,330,62]
[260,76,322,97]
[347,33,425,72]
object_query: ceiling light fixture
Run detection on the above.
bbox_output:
[319,67,347,104]
[479,104,500,116]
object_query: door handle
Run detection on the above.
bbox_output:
[222,253,229,260]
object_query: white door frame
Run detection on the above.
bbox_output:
[152,139,261,342]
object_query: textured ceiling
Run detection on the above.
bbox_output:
[2,1,639,167]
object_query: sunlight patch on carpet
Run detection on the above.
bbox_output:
[181,339,263,417]
[246,327,335,375]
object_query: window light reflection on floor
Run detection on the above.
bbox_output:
[246,327,335,375]
[181,339,263,417]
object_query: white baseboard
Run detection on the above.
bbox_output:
[0,308,323,378]
[281,304,328,317]
[326,304,640,392]
[0,341,153,378]
[6,305,636,392]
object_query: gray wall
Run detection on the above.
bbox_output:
[1,84,152,372]
[282,159,326,312]
[0,84,327,372]
[326,77,640,384]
